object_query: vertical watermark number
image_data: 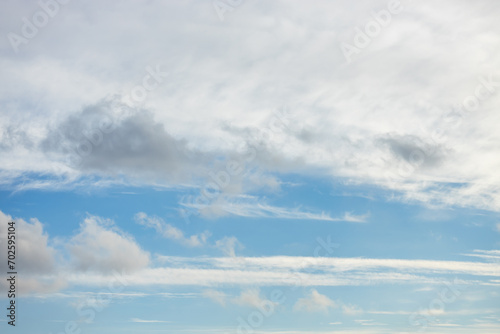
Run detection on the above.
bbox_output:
[6,220,16,326]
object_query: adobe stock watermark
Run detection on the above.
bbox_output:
[213,0,244,21]
[233,236,338,334]
[63,64,168,168]
[408,278,464,332]
[123,64,169,107]
[340,0,404,64]
[7,0,70,53]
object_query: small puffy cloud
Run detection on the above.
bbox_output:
[293,289,336,314]
[68,215,150,273]
[202,289,228,306]
[232,288,273,309]
[134,212,210,247]
[342,304,363,315]
[215,236,244,257]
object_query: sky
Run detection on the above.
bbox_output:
[0,0,500,333]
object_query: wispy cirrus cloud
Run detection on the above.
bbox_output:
[181,195,369,222]
[461,249,500,262]
[134,212,211,247]
[130,318,171,323]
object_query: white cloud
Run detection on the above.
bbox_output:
[60,254,500,289]
[355,319,386,326]
[205,255,500,277]
[0,210,67,295]
[342,304,363,315]
[0,210,56,274]
[130,318,171,323]
[68,215,150,273]
[215,236,244,257]
[293,289,336,313]
[1,1,500,213]
[202,288,276,311]
[202,289,228,307]
[134,212,210,247]
[232,288,273,309]
[462,249,500,262]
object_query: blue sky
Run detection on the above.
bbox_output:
[1,0,500,333]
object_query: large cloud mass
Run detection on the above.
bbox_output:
[1,0,500,212]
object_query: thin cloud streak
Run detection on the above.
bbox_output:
[181,196,369,222]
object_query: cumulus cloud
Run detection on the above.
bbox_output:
[0,210,56,274]
[134,212,210,247]
[293,289,336,313]
[0,210,67,295]
[68,215,150,273]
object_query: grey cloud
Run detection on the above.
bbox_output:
[377,134,448,170]
[41,99,209,183]
[0,210,65,296]
[0,125,33,151]
[0,210,56,275]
